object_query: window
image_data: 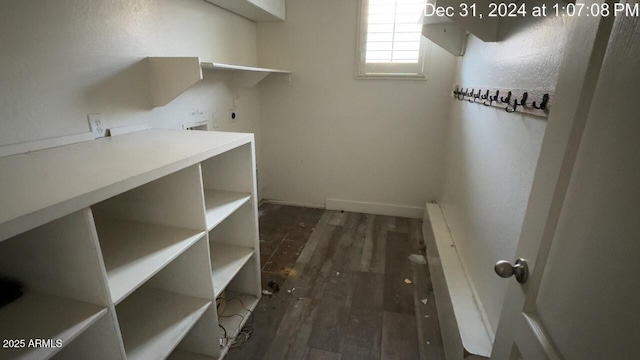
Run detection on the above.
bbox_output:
[356,0,428,79]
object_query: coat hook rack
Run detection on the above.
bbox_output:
[452,85,554,118]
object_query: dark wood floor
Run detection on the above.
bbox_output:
[226,203,444,360]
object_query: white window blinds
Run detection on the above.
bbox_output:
[357,0,428,79]
[365,0,425,64]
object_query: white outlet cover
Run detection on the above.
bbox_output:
[88,114,106,138]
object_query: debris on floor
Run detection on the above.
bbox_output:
[421,298,428,305]
[299,222,305,228]
[261,289,273,296]
[408,254,427,265]
[267,280,280,293]
[404,278,413,284]
[336,271,340,276]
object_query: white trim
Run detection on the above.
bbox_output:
[326,198,423,219]
[0,132,94,158]
[262,199,326,209]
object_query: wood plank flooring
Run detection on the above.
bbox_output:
[226,203,444,360]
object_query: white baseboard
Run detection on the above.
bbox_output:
[0,132,94,158]
[326,198,424,219]
[262,199,326,209]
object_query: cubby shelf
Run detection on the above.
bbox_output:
[117,287,212,360]
[97,220,206,304]
[210,244,255,297]
[204,190,251,231]
[148,57,290,107]
[217,292,260,358]
[0,292,107,360]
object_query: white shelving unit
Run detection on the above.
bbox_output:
[0,129,262,360]
[147,57,291,107]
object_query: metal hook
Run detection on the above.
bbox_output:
[506,92,528,113]
[533,93,549,110]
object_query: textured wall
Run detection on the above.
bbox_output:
[439,14,573,334]
[256,0,457,209]
[0,0,260,151]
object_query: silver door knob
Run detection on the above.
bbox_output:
[494,258,529,284]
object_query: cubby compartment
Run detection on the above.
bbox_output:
[53,314,125,360]
[201,143,255,231]
[216,257,261,358]
[0,209,120,360]
[115,237,214,360]
[91,165,207,304]
[209,202,259,297]
[167,306,222,360]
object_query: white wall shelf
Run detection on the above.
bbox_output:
[204,190,252,231]
[116,287,212,360]
[0,292,107,360]
[210,244,255,297]
[96,220,206,304]
[0,129,262,360]
[422,0,498,56]
[147,57,291,107]
[204,0,285,22]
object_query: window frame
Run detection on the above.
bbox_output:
[355,0,429,80]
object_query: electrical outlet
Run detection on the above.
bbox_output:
[229,108,238,123]
[88,114,106,138]
[212,115,219,129]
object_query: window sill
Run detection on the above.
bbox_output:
[355,73,427,81]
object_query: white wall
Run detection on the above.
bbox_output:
[256,0,456,211]
[0,0,262,175]
[440,14,573,333]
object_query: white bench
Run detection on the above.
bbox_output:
[423,203,493,359]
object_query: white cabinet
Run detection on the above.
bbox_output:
[205,0,285,22]
[422,0,499,56]
[0,129,261,360]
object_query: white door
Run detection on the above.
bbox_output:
[491,4,640,359]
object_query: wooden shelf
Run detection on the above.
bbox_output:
[97,220,206,304]
[0,292,107,360]
[200,62,289,74]
[204,190,251,231]
[117,287,212,360]
[204,0,285,22]
[210,244,255,297]
[147,57,290,106]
